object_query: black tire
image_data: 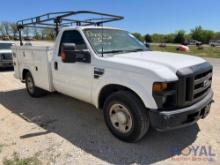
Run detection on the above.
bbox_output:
[103,91,150,143]
[25,72,47,98]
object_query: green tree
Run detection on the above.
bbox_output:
[10,23,18,38]
[213,32,220,40]
[1,22,10,36]
[191,26,203,42]
[33,29,41,40]
[23,27,30,37]
[144,34,152,43]
[204,30,214,43]
[191,26,214,43]
[0,23,5,36]
[164,34,175,43]
[42,28,55,40]
[151,33,165,43]
[185,34,192,41]
[174,30,185,43]
[132,33,144,42]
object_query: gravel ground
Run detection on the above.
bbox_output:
[0,58,219,165]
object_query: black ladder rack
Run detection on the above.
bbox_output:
[17,10,124,46]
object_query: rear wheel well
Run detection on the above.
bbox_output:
[98,84,144,109]
[22,69,30,80]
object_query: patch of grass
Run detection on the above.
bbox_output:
[151,45,220,58]
[3,152,42,165]
[0,144,4,153]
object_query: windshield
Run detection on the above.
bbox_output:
[84,29,148,55]
[0,43,13,50]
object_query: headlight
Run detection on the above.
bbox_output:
[153,82,177,110]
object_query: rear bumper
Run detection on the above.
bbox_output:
[0,61,13,68]
[149,90,214,131]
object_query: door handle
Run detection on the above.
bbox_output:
[54,62,58,70]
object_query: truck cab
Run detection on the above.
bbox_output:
[12,11,214,142]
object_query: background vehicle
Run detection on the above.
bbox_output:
[184,40,202,46]
[12,11,214,142]
[209,40,220,47]
[13,36,20,41]
[0,41,14,68]
[24,36,33,41]
[158,43,167,47]
[2,35,10,41]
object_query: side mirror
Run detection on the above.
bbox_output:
[61,43,77,63]
[75,49,91,63]
[61,43,91,63]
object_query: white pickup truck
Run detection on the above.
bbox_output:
[0,41,14,68]
[209,40,220,47]
[12,12,214,142]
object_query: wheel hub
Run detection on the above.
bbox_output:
[27,77,34,93]
[109,103,132,133]
[116,111,127,124]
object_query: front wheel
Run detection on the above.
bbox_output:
[25,72,47,98]
[103,91,150,143]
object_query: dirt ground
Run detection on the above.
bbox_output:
[0,58,219,165]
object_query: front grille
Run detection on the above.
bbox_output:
[193,70,212,100]
[177,62,213,108]
[1,53,12,60]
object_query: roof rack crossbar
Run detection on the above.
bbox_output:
[16,10,124,46]
[17,10,123,29]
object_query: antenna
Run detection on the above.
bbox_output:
[101,15,104,57]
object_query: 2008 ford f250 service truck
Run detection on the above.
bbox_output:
[12,11,214,142]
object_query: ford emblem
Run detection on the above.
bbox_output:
[203,80,209,87]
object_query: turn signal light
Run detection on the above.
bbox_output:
[153,82,168,93]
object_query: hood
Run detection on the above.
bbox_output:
[0,49,12,54]
[108,51,206,72]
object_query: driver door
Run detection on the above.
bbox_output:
[52,30,93,103]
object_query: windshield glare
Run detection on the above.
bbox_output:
[84,29,147,55]
[0,43,13,50]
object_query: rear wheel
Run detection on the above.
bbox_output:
[103,91,150,142]
[25,72,47,97]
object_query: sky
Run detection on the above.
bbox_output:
[0,0,220,34]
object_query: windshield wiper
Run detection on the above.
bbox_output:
[102,50,125,54]
[102,48,146,54]
[126,48,145,53]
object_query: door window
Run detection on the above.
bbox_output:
[59,30,87,55]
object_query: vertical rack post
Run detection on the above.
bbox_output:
[17,25,23,46]
[54,17,61,36]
